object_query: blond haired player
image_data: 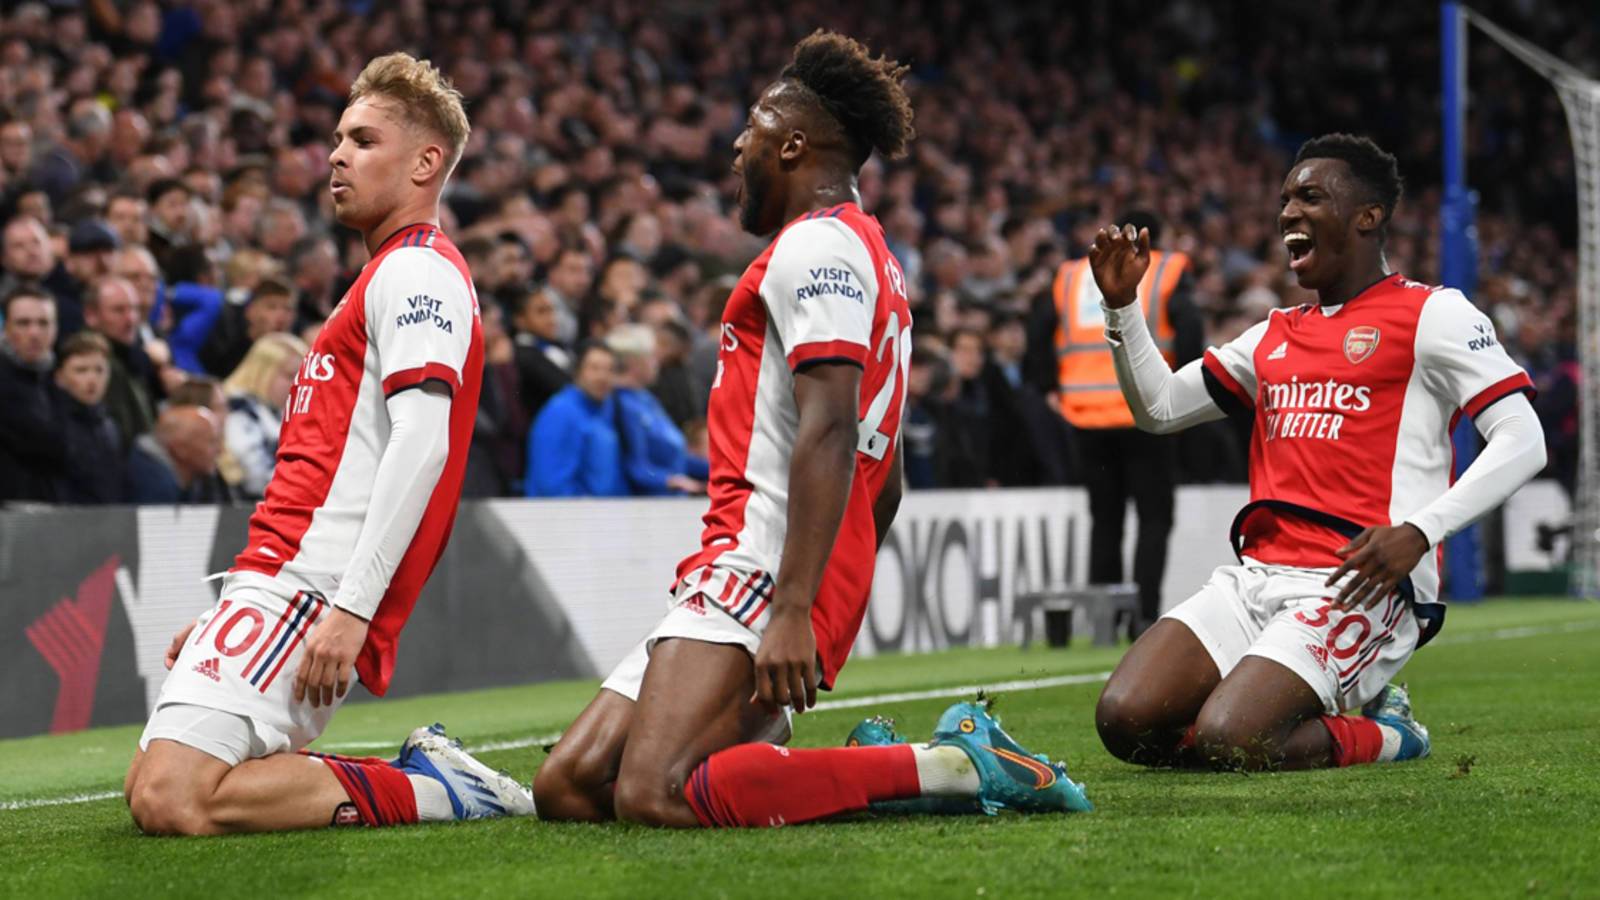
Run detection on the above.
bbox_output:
[123,53,531,834]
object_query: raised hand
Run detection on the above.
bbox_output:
[1088,224,1152,309]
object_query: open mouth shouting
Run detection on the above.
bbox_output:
[1284,229,1315,274]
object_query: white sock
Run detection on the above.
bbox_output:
[1373,722,1404,762]
[408,773,455,822]
[910,743,981,797]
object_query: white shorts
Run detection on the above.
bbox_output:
[1163,561,1420,714]
[138,577,351,765]
[601,566,793,745]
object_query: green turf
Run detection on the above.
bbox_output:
[2,599,1597,898]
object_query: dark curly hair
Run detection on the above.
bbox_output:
[1293,133,1404,241]
[780,30,915,167]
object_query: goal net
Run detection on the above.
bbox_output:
[1467,9,1599,599]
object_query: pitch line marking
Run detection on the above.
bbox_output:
[7,617,1597,810]
[0,790,122,811]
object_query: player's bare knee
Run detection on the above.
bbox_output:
[1192,714,1275,771]
[128,784,208,836]
[612,773,685,827]
[1094,687,1157,761]
[532,756,592,820]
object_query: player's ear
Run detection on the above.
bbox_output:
[412,142,446,185]
[1355,202,1385,236]
[779,129,807,166]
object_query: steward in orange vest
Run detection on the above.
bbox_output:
[1023,212,1204,636]
[1052,249,1187,428]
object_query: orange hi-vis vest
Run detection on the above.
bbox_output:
[1053,250,1187,429]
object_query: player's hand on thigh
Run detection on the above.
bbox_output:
[1327,524,1430,610]
[164,619,198,670]
[751,605,818,715]
[295,606,370,708]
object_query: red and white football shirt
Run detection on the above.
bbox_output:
[1202,274,1533,606]
[676,203,913,687]
[230,223,483,695]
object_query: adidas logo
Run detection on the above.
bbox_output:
[1267,341,1288,361]
[683,595,707,616]
[193,657,222,682]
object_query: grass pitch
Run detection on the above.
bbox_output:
[2,599,1597,898]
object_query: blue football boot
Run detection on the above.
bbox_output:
[845,715,906,748]
[396,724,536,820]
[1360,683,1431,762]
[929,699,1092,814]
[844,716,983,816]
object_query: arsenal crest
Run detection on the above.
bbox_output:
[1343,326,1380,364]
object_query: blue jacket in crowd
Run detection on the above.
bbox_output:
[614,386,709,495]
[525,385,628,498]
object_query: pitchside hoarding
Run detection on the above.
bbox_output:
[0,487,1249,739]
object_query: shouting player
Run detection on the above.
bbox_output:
[1090,134,1546,771]
[123,53,531,835]
[533,32,1089,829]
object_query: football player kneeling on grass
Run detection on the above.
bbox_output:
[124,54,531,835]
[1089,135,1544,772]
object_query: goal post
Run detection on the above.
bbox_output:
[1449,3,1600,599]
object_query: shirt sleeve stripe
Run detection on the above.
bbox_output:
[1463,372,1536,419]
[1202,350,1252,408]
[787,340,868,371]
[382,362,461,396]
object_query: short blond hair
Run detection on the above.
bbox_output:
[349,52,471,175]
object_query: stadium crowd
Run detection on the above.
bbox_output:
[0,0,1586,505]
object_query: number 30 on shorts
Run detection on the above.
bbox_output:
[1295,602,1373,661]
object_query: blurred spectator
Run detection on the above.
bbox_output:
[982,311,1068,486]
[945,328,993,486]
[607,324,708,496]
[0,287,65,502]
[59,219,122,338]
[85,275,158,449]
[901,344,958,489]
[52,331,125,504]
[2,216,73,323]
[105,190,149,247]
[289,236,342,326]
[125,405,234,504]
[509,286,572,421]
[526,340,626,498]
[464,304,530,497]
[221,333,306,498]
[113,245,163,341]
[639,299,704,426]
[0,0,1584,503]
[165,372,242,492]
[145,178,193,279]
[542,244,593,345]
[199,276,296,378]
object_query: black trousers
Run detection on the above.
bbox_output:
[1077,426,1176,622]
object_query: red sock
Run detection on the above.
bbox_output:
[1177,723,1198,752]
[683,743,922,828]
[322,758,419,827]
[1320,715,1384,767]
